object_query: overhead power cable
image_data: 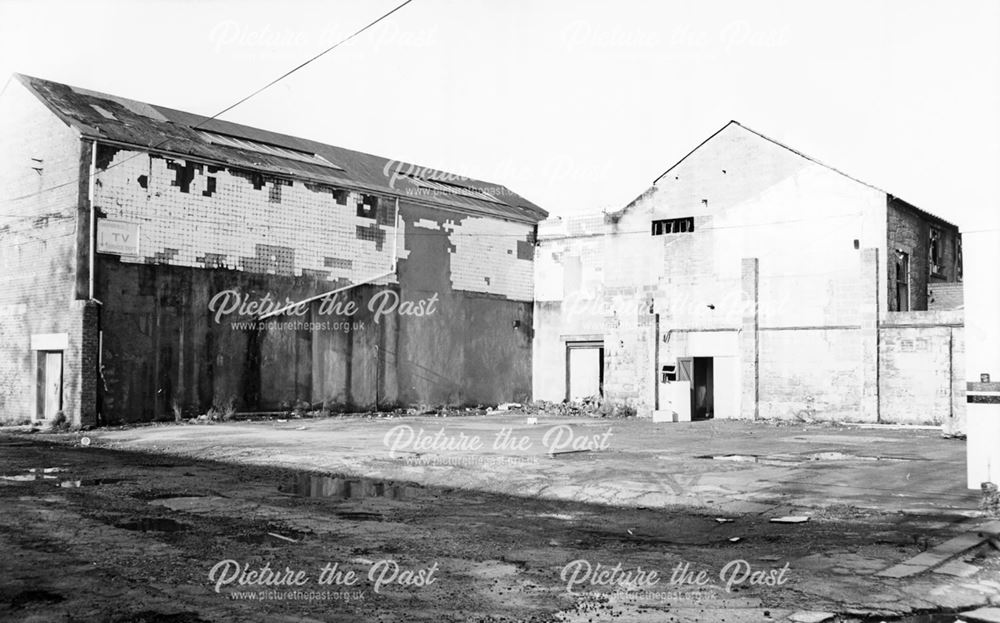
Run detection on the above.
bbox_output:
[1,0,417,216]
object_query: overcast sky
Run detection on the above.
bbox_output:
[2,0,998,230]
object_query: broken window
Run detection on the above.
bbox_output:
[957,238,963,282]
[651,217,695,236]
[895,251,910,312]
[929,229,943,276]
[357,194,378,219]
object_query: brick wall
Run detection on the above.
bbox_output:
[878,311,964,427]
[0,79,92,425]
[887,198,962,312]
[929,282,964,311]
[88,146,536,420]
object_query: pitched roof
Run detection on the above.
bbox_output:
[652,120,958,230]
[14,74,547,224]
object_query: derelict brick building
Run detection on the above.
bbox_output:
[0,74,546,426]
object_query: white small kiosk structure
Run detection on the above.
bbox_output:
[965,227,1000,490]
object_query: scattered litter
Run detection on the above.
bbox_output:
[351,557,374,565]
[770,516,810,524]
[982,482,1000,517]
[526,417,538,425]
[496,402,522,411]
[267,532,298,543]
[294,426,306,430]
[715,517,734,524]
[80,437,91,447]
[549,449,592,458]
[276,419,287,423]
[728,537,741,543]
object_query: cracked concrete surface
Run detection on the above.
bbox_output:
[3,416,998,621]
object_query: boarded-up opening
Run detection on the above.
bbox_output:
[36,351,63,421]
[566,341,603,401]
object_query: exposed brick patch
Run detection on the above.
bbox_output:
[355,223,386,251]
[240,244,296,276]
[324,257,353,270]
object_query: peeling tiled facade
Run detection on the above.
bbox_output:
[0,74,544,425]
[94,147,402,281]
[534,122,966,430]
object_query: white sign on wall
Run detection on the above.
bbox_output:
[97,219,139,255]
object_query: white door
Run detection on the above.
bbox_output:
[567,344,602,400]
[39,351,63,420]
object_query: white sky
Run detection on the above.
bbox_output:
[2,0,998,230]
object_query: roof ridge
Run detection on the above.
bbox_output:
[650,119,957,230]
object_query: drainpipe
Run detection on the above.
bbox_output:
[88,140,97,300]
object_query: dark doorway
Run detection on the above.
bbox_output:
[675,357,713,421]
[692,357,714,420]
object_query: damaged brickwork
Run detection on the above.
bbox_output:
[1,74,546,425]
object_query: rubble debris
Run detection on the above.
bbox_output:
[982,482,1000,517]
[526,398,636,418]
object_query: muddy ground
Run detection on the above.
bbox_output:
[0,431,998,623]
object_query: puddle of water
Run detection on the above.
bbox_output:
[697,454,803,466]
[116,518,188,532]
[697,453,917,465]
[59,478,128,488]
[1,467,71,482]
[1,474,58,481]
[279,475,420,501]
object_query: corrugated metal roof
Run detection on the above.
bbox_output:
[15,74,547,223]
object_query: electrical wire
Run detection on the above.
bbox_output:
[0,0,417,218]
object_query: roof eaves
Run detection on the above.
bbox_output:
[14,73,95,136]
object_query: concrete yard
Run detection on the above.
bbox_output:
[1,414,998,622]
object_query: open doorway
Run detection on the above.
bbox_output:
[36,350,63,422]
[566,341,604,401]
[677,356,714,420]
